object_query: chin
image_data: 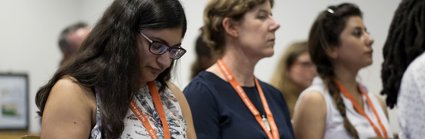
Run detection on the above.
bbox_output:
[142,74,159,83]
[361,61,373,68]
[264,50,275,57]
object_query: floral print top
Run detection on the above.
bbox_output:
[90,83,187,139]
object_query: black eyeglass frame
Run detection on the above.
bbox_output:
[140,32,186,60]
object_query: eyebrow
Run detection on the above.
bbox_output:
[352,26,368,32]
[149,36,182,48]
[258,9,272,16]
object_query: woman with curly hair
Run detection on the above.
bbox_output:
[381,0,425,138]
[184,0,294,138]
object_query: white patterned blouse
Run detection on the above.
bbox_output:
[90,83,187,139]
[398,52,425,139]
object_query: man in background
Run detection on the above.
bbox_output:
[58,22,91,66]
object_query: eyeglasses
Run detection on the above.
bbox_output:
[140,32,186,60]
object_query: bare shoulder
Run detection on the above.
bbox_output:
[167,82,182,96]
[50,77,96,106]
[166,82,197,139]
[293,90,327,117]
[292,90,327,139]
[41,77,96,138]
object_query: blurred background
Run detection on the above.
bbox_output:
[0,0,401,135]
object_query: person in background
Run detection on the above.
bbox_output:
[184,0,294,138]
[190,32,216,79]
[58,22,91,66]
[35,0,196,138]
[381,0,425,138]
[292,3,393,139]
[270,41,316,117]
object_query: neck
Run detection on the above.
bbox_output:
[209,43,259,86]
[334,64,360,96]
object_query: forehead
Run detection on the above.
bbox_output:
[245,1,272,14]
[297,52,311,60]
[344,16,365,30]
[142,27,183,46]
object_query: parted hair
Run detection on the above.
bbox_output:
[201,0,274,56]
[381,0,425,108]
[35,0,186,138]
[308,3,362,139]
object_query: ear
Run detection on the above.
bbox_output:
[222,17,238,37]
[325,46,339,59]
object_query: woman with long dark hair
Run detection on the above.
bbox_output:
[293,3,392,139]
[35,0,195,138]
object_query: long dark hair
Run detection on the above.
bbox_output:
[308,3,362,138]
[35,0,186,138]
[381,0,425,108]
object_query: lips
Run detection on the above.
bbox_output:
[365,50,373,57]
[148,66,162,74]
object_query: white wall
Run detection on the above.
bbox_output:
[0,0,401,134]
[0,0,83,133]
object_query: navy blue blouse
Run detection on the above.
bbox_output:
[184,71,295,139]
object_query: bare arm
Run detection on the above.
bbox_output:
[292,91,327,139]
[40,78,96,139]
[167,82,197,139]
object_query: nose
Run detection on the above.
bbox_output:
[365,32,374,47]
[157,52,172,69]
[269,16,280,32]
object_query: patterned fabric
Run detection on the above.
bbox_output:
[398,52,425,139]
[296,77,393,139]
[90,82,187,139]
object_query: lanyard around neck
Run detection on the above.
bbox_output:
[217,59,279,139]
[335,81,388,139]
[129,82,170,139]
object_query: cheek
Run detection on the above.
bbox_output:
[289,67,308,84]
[138,48,151,66]
[239,28,262,41]
[288,67,301,81]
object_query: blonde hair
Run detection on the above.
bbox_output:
[271,41,308,116]
[201,0,274,56]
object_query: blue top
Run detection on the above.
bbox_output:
[184,71,295,139]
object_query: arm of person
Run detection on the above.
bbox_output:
[374,94,389,118]
[292,91,326,139]
[40,77,96,139]
[167,82,197,139]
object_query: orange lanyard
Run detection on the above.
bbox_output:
[335,81,388,139]
[129,82,170,139]
[217,59,279,139]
